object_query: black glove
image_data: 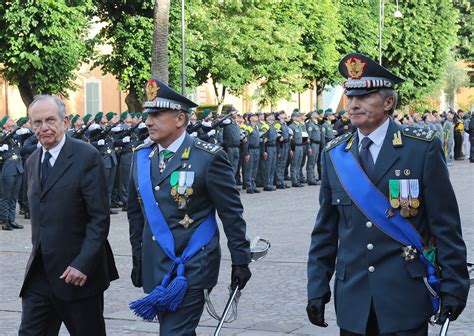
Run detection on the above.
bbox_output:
[231,264,251,290]
[306,298,328,327]
[437,293,466,324]
[131,256,143,288]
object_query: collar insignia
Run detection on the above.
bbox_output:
[392,131,403,147]
[181,147,191,159]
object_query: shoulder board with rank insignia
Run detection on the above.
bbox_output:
[325,132,353,152]
[402,127,436,142]
[133,141,153,152]
[194,140,222,154]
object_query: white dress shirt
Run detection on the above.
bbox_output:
[41,134,66,167]
[357,117,390,164]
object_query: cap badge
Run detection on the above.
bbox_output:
[146,80,160,101]
[345,57,367,79]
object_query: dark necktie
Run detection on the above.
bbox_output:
[359,137,374,178]
[41,151,52,187]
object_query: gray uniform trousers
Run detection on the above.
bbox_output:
[226,147,240,176]
[290,145,304,185]
[262,146,277,188]
[300,144,308,182]
[158,289,204,336]
[275,142,289,186]
[119,152,133,204]
[243,148,260,190]
[0,173,22,222]
[306,143,320,183]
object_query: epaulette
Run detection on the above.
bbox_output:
[402,127,436,142]
[133,141,153,152]
[325,132,353,152]
[274,123,282,130]
[194,140,222,154]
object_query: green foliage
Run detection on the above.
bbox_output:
[93,0,154,109]
[339,0,459,106]
[444,55,470,106]
[95,15,153,96]
[297,0,343,94]
[0,0,92,105]
[452,0,473,61]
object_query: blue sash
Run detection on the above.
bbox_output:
[329,142,440,312]
[129,146,218,320]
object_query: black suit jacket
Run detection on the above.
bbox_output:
[20,136,118,301]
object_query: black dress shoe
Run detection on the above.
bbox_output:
[292,183,300,187]
[110,209,119,215]
[252,188,261,193]
[110,203,120,209]
[19,209,25,215]
[24,213,30,219]
[246,189,254,194]
[284,184,291,188]
[263,186,275,191]
[122,206,127,212]
[276,185,285,189]
[308,181,321,186]
[9,221,24,229]
[2,223,13,231]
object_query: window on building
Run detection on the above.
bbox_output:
[85,81,101,115]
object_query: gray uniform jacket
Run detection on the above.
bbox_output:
[308,119,469,334]
[128,134,251,293]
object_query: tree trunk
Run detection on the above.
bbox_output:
[125,86,143,113]
[152,0,170,84]
[18,80,36,107]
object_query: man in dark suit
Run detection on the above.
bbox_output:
[128,79,251,335]
[306,54,470,335]
[19,95,118,335]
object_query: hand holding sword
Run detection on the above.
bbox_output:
[210,237,271,336]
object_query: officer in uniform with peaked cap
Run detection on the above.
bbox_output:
[307,53,469,335]
[127,79,251,335]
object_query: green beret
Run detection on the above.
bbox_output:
[0,115,9,127]
[16,117,28,127]
[83,114,92,124]
[201,108,213,119]
[68,114,74,120]
[325,108,333,113]
[120,112,129,120]
[317,109,324,115]
[338,109,346,116]
[106,112,116,121]
[94,112,103,123]
[71,114,80,125]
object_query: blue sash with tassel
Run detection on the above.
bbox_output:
[329,142,440,313]
[129,147,217,320]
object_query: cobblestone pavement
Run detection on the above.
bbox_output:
[1,160,473,335]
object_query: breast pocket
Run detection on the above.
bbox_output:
[332,191,353,228]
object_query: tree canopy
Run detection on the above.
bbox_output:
[0,0,469,109]
[0,0,92,106]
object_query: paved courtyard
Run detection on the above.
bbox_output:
[1,160,473,335]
